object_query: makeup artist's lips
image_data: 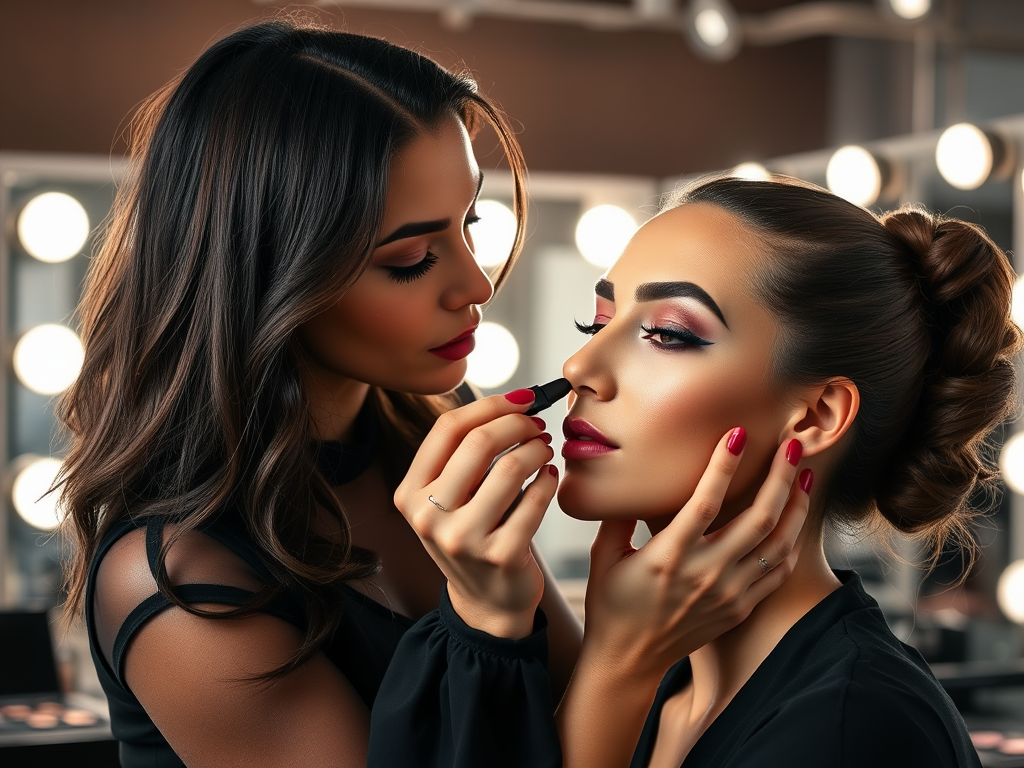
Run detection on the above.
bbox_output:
[562,417,619,460]
[429,327,477,361]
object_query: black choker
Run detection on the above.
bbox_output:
[313,404,379,486]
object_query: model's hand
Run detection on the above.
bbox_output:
[394,389,558,639]
[582,428,811,677]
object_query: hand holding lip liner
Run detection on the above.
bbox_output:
[524,377,573,416]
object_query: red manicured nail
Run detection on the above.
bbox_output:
[799,468,814,494]
[504,388,536,405]
[536,433,553,445]
[786,439,803,466]
[531,417,546,430]
[547,465,559,478]
[727,427,746,456]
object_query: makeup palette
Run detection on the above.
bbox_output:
[970,730,1024,766]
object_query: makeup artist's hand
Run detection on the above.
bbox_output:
[581,428,811,677]
[394,388,558,639]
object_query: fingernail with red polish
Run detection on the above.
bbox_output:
[505,388,536,405]
[727,427,746,456]
[531,417,546,430]
[536,433,553,445]
[547,465,559,478]
[786,439,803,466]
[799,468,814,494]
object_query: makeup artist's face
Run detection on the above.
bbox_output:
[559,203,792,529]
[297,117,493,394]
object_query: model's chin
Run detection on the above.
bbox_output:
[386,359,469,396]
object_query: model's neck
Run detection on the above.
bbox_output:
[299,363,372,443]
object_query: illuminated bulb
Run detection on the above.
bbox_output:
[575,205,638,269]
[1000,432,1024,494]
[730,162,771,181]
[889,0,930,20]
[465,322,520,389]
[826,146,883,207]
[13,324,85,395]
[695,8,729,47]
[936,124,993,190]
[470,200,518,268]
[12,457,65,531]
[685,0,741,61]
[999,560,1024,624]
[1012,276,1024,328]
[17,192,90,263]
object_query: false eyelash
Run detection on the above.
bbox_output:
[385,253,439,283]
[575,320,606,335]
[465,214,482,226]
[639,323,713,348]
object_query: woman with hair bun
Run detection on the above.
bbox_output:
[395,175,1017,766]
[58,19,812,768]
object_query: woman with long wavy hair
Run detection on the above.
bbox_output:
[58,19,809,768]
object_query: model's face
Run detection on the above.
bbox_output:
[296,117,493,394]
[558,203,793,529]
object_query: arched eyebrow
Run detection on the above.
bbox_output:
[376,172,484,247]
[595,278,728,328]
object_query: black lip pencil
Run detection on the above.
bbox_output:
[524,377,573,416]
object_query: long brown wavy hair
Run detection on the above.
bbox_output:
[57,19,527,676]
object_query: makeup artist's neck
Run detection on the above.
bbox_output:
[303,372,371,442]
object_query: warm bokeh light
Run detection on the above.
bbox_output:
[12,324,85,395]
[1000,432,1024,494]
[730,162,771,181]
[470,199,518,268]
[575,204,638,269]
[826,146,883,206]
[465,322,520,389]
[686,0,741,60]
[695,7,730,47]
[889,0,931,20]
[936,123,994,190]
[998,560,1024,624]
[11,457,64,531]
[1012,276,1024,328]
[16,192,90,263]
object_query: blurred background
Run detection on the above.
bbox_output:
[4,0,1024,764]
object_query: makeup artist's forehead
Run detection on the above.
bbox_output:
[606,203,763,306]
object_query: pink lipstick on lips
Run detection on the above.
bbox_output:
[561,417,619,460]
[429,326,477,361]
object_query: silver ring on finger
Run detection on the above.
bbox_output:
[427,494,448,512]
[758,557,771,575]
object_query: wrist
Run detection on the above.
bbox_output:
[446,582,536,640]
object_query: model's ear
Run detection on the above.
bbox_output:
[784,377,859,457]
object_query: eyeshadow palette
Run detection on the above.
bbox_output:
[972,730,1024,767]
[0,695,111,748]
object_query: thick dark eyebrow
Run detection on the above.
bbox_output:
[635,281,729,328]
[595,278,614,301]
[375,172,484,247]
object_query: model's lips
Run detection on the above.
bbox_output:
[561,417,619,460]
[429,327,477,361]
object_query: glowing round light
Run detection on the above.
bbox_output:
[13,324,85,395]
[575,205,638,269]
[889,0,930,20]
[999,560,1024,623]
[1012,276,1024,328]
[465,322,520,389]
[695,8,730,47]
[470,200,518,268]
[826,146,883,206]
[16,192,90,263]
[1000,432,1024,494]
[12,457,65,531]
[936,123,993,190]
[730,162,771,181]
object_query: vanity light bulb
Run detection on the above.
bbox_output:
[17,192,90,263]
[694,7,730,47]
[998,560,1024,624]
[575,205,638,269]
[1000,432,1024,495]
[936,124,993,191]
[470,200,518,268]
[889,0,930,20]
[11,457,64,531]
[1011,276,1024,329]
[13,324,85,395]
[826,146,883,207]
[465,322,520,389]
[730,162,771,181]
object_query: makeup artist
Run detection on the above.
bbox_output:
[57,19,807,768]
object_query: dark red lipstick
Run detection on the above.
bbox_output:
[429,327,476,360]
[562,417,619,460]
